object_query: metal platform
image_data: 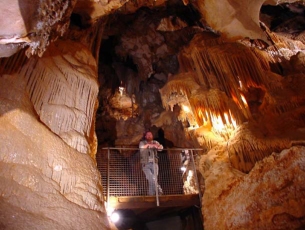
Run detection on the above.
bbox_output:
[108,194,200,209]
[96,147,204,228]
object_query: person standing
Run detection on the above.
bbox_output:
[139,131,163,196]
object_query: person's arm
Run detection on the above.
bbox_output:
[139,141,150,149]
[150,141,163,151]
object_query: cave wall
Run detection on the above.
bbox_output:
[200,146,305,229]
[1,0,305,229]
[0,72,109,229]
[20,40,99,156]
[0,40,110,228]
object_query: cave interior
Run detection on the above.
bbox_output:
[1,0,305,229]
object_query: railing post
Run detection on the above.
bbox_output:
[153,151,160,206]
[190,149,201,197]
[107,148,110,210]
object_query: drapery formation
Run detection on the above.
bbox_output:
[19,40,99,155]
[0,40,99,156]
[161,34,266,130]
[160,31,305,172]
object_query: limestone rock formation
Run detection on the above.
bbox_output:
[0,0,76,58]
[20,40,99,155]
[0,74,109,229]
[201,146,305,229]
[1,0,305,229]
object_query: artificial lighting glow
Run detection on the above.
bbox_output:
[181,166,186,172]
[238,76,243,89]
[240,94,248,107]
[211,113,224,131]
[198,109,208,126]
[208,110,238,136]
[105,203,114,217]
[232,94,243,109]
[182,104,190,113]
[229,110,237,129]
[239,80,243,89]
[202,117,208,126]
[119,86,125,96]
[110,212,120,223]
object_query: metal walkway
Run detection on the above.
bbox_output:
[96,147,203,209]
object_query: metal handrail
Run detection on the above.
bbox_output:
[102,147,204,150]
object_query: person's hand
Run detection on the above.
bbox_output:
[147,144,153,149]
[146,143,163,149]
[151,143,162,149]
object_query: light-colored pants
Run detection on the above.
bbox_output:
[142,162,159,195]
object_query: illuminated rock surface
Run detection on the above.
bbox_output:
[201,146,305,229]
[0,74,109,229]
[1,0,305,229]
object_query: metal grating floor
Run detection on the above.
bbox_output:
[96,148,201,197]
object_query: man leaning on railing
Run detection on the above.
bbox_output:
[139,131,163,196]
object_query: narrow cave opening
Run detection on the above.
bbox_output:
[70,13,83,28]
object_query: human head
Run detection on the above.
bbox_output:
[144,131,153,141]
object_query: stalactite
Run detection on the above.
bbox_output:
[160,31,305,173]
[228,135,291,173]
[250,48,276,71]
[188,41,267,95]
[189,88,246,129]
[159,72,200,111]
[178,37,276,128]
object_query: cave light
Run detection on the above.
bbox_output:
[182,104,191,113]
[188,170,193,177]
[119,86,125,96]
[210,113,225,131]
[106,204,120,223]
[240,93,248,107]
[229,110,237,129]
[198,109,208,126]
[197,107,238,135]
[110,211,120,223]
[232,94,244,109]
[181,103,199,129]
[224,112,230,124]
[209,110,238,137]
[119,80,125,96]
[238,76,243,89]
[105,202,114,217]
